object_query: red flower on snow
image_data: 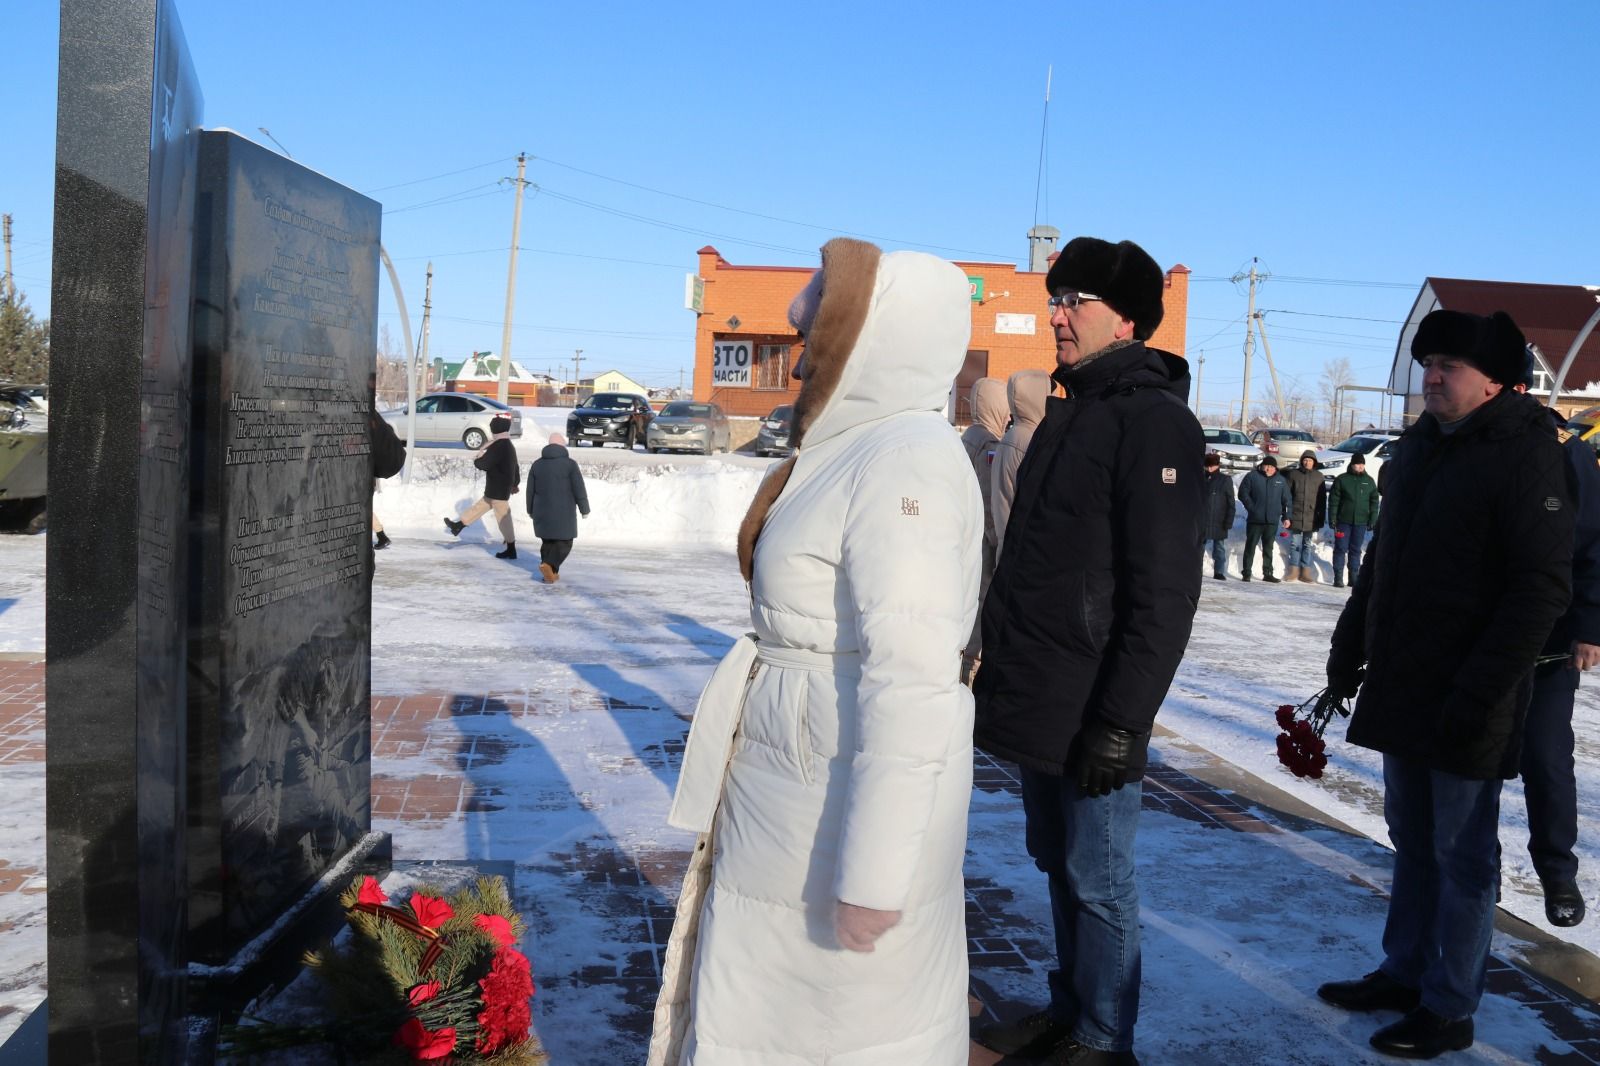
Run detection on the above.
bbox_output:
[393,1017,456,1061]
[407,980,441,1007]
[474,912,516,948]
[476,947,535,1054]
[357,875,388,906]
[409,893,454,932]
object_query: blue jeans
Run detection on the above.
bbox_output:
[1378,755,1503,1020]
[1521,666,1580,883]
[1290,529,1316,568]
[1019,765,1142,1052]
[1332,524,1367,583]
[1204,538,1227,576]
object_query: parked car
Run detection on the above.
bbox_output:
[756,404,795,458]
[1200,426,1260,472]
[567,392,653,449]
[1316,432,1403,483]
[1251,427,1325,462]
[647,401,731,455]
[380,392,522,449]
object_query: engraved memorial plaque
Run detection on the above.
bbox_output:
[188,131,380,961]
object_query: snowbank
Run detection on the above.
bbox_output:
[374,450,768,548]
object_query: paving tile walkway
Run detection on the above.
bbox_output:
[6,667,1600,1063]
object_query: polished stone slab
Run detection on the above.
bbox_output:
[45,0,201,1061]
[187,130,381,965]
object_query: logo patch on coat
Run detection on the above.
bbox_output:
[900,497,920,516]
[1546,497,1563,511]
[1161,468,1177,484]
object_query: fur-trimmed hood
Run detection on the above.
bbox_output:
[738,239,972,579]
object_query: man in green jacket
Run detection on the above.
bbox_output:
[1328,452,1379,589]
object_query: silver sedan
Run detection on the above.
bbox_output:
[647,401,730,455]
[381,392,522,449]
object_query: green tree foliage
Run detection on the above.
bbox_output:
[0,291,49,382]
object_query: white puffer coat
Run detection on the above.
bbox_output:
[648,242,982,1065]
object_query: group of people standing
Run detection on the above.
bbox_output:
[441,417,591,584]
[1203,447,1380,587]
[644,231,1595,1065]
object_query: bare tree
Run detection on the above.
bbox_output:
[1319,357,1355,440]
[374,323,409,410]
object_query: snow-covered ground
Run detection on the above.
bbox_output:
[2,447,1599,1059]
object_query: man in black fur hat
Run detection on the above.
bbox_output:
[974,237,1202,1066]
[1318,309,1572,1058]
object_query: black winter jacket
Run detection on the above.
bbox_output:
[1543,412,1600,661]
[1203,469,1236,541]
[1328,390,1573,779]
[1284,459,1328,532]
[474,438,521,501]
[975,342,1204,776]
[1238,465,1290,525]
[526,443,590,539]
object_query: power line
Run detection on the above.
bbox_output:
[1261,308,1405,324]
[362,156,515,195]
[531,154,1021,263]
[390,245,687,270]
[385,183,508,215]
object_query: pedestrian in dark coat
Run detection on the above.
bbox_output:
[368,406,405,551]
[526,432,590,584]
[443,415,520,559]
[1512,361,1600,928]
[1237,455,1290,581]
[1283,449,1328,582]
[1202,452,1235,579]
[973,236,1203,1062]
[1327,455,1379,588]
[1319,309,1572,1058]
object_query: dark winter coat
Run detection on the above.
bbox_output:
[474,437,520,501]
[1543,411,1600,659]
[1284,455,1328,532]
[368,411,406,479]
[1203,468,1236,541]
[1328,470,1379,528]
[974,341,1204,776]
[1328,389,1573,779]
[526,443,590,539]
[1238,464,1290,525]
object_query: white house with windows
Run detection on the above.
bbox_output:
[580,369,650,397]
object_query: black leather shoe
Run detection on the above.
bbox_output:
[495,544,517,560]
[443,517,465,536]
[1369,1007,1473,1058]
[1043,1036,1140,1064]
[1263,574,1281,583]
[1212,572,1227,580]
[1240,573,1252,582]
[975,1009,1073,1058]
[1317,970,1421,1013]
[1543,878,1587,927]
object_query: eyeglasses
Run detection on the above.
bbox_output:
[1047,291,1103,312]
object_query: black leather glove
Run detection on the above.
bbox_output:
[1326,663,1364,701]
[1071,719,1148,798]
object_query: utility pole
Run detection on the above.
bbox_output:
[414,261,433,406]
[1193,350,1205,417]
[497,151,529,404]
[1234,258,1259,431]
[678,367,685,398]
[571,349,584,403]
[1251,312,1288,424]
[1,214,13,303]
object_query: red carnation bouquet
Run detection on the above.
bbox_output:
[223,875,545,1063]
[1274,685,1355,779]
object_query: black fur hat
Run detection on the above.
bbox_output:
[1410,309,1527,386]
[1045,237,1165,341]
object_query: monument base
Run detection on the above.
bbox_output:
[186,830,391,1026]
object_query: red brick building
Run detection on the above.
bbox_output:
[689,245,1190,421]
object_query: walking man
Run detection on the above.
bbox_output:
[1237,454,1290,582]
[1319,310,1572,1058]
[1513,355,1600,927]
[526,432,590,583]
[1201,452,1235,579]
[1327,452,1378,589]
[1283,449,1327,582]
[974,236,1203,1066]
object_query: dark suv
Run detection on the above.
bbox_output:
[568,392,653,449]
[755,404,795,457]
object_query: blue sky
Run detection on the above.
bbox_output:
[4,1,1597,423]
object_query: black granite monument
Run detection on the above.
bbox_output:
[46,0,201,1059]
[46,3,384,1062]
[188,131,381,964]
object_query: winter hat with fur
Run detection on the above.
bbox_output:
[1410,309,1527,386]
[1045,236,1165,340]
